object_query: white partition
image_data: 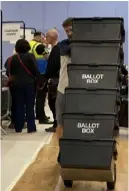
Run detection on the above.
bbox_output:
[10,28,34,44]
[2,23,21,42]
[20,28,34,42]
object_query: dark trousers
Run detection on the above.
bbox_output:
[10,88,25,124]
[36,75,48,121]
[9,93,26,125]
[48,78,58,127]
[119,99,128,127]
[11,83,36,132]
[36,86,47,121]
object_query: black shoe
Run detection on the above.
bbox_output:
[36,116,50,120]
[8,123,15,129]
[45,126,56,133]
[28,129,37,133]
[9,123,27,129]
[39,118,53,124]
[15,130,22,133]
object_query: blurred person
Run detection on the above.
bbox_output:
[29,32,51,124]
[55,18,73,162]
[5,39,40,133]
[44,29,60,132]
[47,44,52,53]
[56,18,72,137]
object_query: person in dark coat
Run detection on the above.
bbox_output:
[44,29,60,132]
[5,39,40,133]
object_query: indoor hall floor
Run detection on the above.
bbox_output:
[1,105,53,191]
[11,127,128,191]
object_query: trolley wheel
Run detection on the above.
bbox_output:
[107,163,116,190]
[64,180,73,188]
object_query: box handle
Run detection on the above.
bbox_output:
[86,88,97,91]
[61,138,116,142]
[87,63,99,67]
[60,138,117,144]
[71,40,121,43]
[83,113,117,117]
[84,40,118,44]
[62,112,117,117]
[78,138,117,143]
[85,40,103,44]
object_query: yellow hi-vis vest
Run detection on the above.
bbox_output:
[29,40,43,59]
[29,40,48,74]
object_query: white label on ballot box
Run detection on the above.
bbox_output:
[82,74,104,84]
[77,122,100,134]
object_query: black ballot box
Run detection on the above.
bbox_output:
[72,17,125,42]
[68,64,122,89]
[64,88,120,114]
[60,138,116,169]
[62,113,118,140]
[71,42,123,65]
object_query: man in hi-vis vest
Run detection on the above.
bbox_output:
[29,32,51,124]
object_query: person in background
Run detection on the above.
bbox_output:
[29,32,52,124]
[55,18,73,162]
[5,39,40,133]
[56,18,72,136]
[44,29,60,132]
[5,51,27,130]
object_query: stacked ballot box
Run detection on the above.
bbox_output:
[60,18,125,177]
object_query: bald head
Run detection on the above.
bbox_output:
[46,29,59,46]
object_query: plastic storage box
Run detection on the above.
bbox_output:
[64,88,120,114]
[71,42,123,65]
[72,17,125,42]
[60,138,115,169]
[63,113,118,140]
[68,64,121,89]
